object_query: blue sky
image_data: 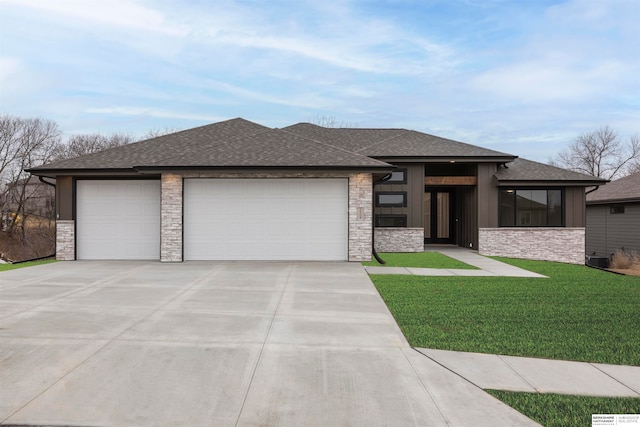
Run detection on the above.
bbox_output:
[0,0,638,162]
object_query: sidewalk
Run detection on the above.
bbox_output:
[365,246,546,278]
[414,348,640,397]
[365,247,640,398]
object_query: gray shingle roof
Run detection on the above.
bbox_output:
[283,123,515,159]
[495,158,608,184]
[140,128,391,169]
[28,118,607,186]
[29,118,270,171]
[586,172,640,203]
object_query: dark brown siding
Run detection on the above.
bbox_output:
[456,187,477,248]
[477,163,498,228]
[565,187,586,227]
[56,176,73,220]
[375,163,424,227]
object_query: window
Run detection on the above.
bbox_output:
[375,192,407,207]
[384,169,407,184]
[375,215,407,227]
[610,205,625,214]
[499,188,563,227]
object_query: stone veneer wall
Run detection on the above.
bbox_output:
[161,173,183,262]
[374,228,424,252]
[348,173,373,262]
[479,227,585,265]
[56,220,75,260]
[179,172,373,262]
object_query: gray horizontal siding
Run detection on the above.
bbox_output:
[586,202,640,256]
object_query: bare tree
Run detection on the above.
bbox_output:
[0,115,60,237]
[142,126,182,139]
[310,115,359,128]
[552,126,640,179]
[51,132,134,160]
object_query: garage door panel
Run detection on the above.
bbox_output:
[184,179,348,261]
[77,180,161,260]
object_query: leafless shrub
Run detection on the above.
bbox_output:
[610,249,640,271]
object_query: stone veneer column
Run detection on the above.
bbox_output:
[56,220,75,260]
[348,173,373,261]
[161,173,183,262]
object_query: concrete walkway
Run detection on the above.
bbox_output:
[365,246,547,277]
[417,348,640,397]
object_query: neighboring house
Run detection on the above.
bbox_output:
[1,176,55,223]
[586,171,640,257]
[27,118,605,264]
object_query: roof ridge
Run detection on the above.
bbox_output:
[278,128,393,167]
[142,125,274,166]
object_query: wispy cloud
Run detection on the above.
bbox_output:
[0,0,188,35]
[85,107,225,123]
[0,0,637,162]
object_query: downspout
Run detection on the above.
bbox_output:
[38,176,56,188]
[37,175,57,261]
[372,173,393,264]
[585,186,600,195]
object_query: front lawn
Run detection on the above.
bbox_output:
[370,258,640,365]
[362,252,477,269]
[0,259,57,272]
[486,391,640,427]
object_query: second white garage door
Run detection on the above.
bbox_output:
[184,178,348,260]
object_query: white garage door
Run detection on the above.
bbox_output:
[184,178,348,260]
[76,180,161,260]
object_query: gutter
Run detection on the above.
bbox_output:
[585,186,600,195]
[372,173,393,264]
[38,176,56,188]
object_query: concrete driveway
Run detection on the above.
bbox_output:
[0,261,538,426]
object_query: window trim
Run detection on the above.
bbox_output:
[499,187,565,227]
[383,168,407,184]
[375,214,408,227]
[375,191,407,207]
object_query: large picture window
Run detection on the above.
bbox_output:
[499,189,563,227]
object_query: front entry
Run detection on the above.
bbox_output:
[424,188,455,244]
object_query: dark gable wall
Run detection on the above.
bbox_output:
[56,176,73,220]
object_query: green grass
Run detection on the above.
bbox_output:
[362,252,477,269]
[486,391,640,427]
[370,257,640,365]
[0,259,57,272]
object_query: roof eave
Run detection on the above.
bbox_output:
[587,197,640,205]
[134,165,395,173]
[372,156,517,163]
[26,168,141,178]
[496,179,607,187]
